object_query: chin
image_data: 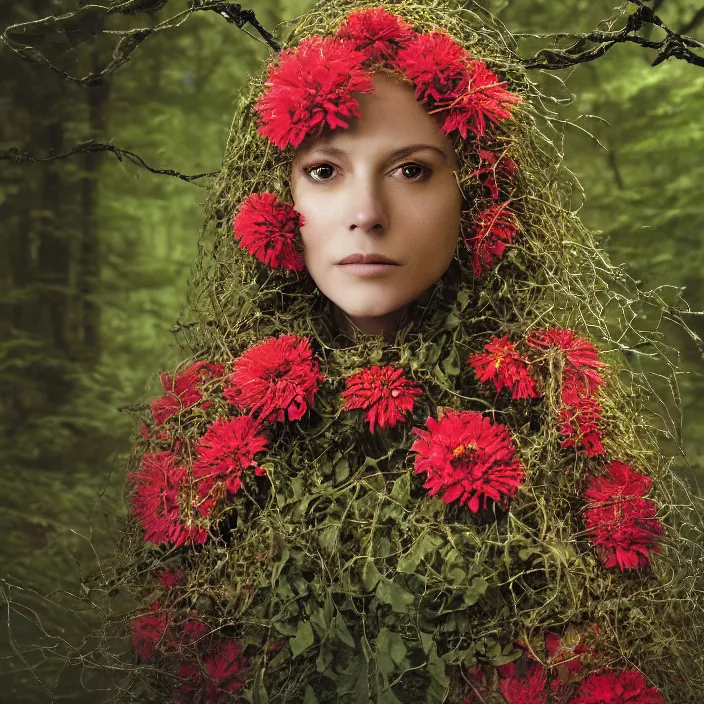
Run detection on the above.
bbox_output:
[337,301,404,319]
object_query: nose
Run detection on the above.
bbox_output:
[347,175,389,234]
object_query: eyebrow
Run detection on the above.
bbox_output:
[304,143,449,162]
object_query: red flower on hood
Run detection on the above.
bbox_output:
[176,640,249,704]
[468,335,539,400]
[410,409,524,512]
[151,361,224,426]
[131,600,171,661]
[335,7,415,62]
[254,35,374,150]
[583,462,663,571]
[193,416,270,516]
[443,59,521,139]
[224,334,324,423]
[570,669,666,704]
[465,202,520,277]
[394,32,520,138]
[341,365,422,433]
[233,193,306,273]
[394,31,470,102]
[527,328,606,398]
[128,451,207,547]
[471,146,518,200]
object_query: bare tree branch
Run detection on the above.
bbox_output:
[521,2,704,70]
[679,7,704,36]
[0,1,279,88]
[0,141,217,184]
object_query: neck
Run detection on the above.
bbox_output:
[332,304,408,342]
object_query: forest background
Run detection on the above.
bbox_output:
[1,0,703,701]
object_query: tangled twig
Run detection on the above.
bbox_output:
[0,0,280,88]
[521,1,704,70]
[0,141,217,184]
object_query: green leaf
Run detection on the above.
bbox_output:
[389,472,410,507]
[442,347,461,376]
[376,577,414,614]
[397,533,443,574]
[318,524,339,555]
[337,654,369,702]
[334,612,355,648]
[443,311,461,330]
[433,363,449,385]
[303,685,318,704]
[377,689,403,704]
[270,537,290,584]
[289,620,315,658]
[463,576,489,607]
[252,668,269,704]
[420,630,434,654]
[427,642,450,687]
[362,559,381,591]
[335,456,350,483]
[375,629,395,683]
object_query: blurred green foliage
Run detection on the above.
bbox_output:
[0,0,702,700]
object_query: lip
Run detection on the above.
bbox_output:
[337,262,398,278]
[337,252,399,265]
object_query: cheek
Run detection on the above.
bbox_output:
[411,191,462,252]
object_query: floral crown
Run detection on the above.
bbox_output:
[232,7,522,280]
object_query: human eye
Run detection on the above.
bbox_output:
[395,162,431,181]
[303,162,337,182]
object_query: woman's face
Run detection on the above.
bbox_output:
[291,72,463,336]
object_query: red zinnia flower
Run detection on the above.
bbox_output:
[341,365,422,433]
[558,393,605,457]
[470,147,518,200]
[570,669,666,704]
[131,600,171,661]
[441,59,521,139]
[254,35,374,150]
[410,409,524,512]
[335,7,415,63]
[394,31,470,102]
[527,328,606,397]
[232,193,306,273]
[465,202,520,277]
[151,361,224,426]
[129,451,208,547]
[468,335,539,400]
[176,640,249,704]
[155,569,185,589]
[193,416,269,515]
[181,613,210,645]
[223,334,324,423]
[497,660,549,704]
[584,497,663,570]
[583,464,663,571]
[585,461,653,504]
[394,33,520,138]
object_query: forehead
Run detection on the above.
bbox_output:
[295,72,454,158]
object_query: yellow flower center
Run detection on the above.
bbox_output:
[452,441,478,460]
